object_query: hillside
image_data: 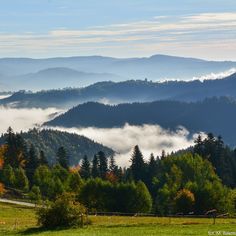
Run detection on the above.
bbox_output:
[1,72,236,108]
[0,54,236,90]
[45,97,236,146]
[0,129,114,165]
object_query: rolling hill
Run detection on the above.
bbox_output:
[0,129,114,165]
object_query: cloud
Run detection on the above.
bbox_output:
[44,124,201,167]
[159,68,236,83]
[192,68,236,81]
[0,106,203,167]
[183,13,236,23]
[0,12,236,59]
[0,106,61,134]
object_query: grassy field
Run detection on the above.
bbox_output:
[0,202,236,236]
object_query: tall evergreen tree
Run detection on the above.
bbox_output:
[39,150,48,166]
[57,146,69,169]
[80,155,91,179]
[98,151,108,179]
[147,153,158,188]
[130,145,146,182]
[109,155,117,172]
[4,127,28,168]
[91,155,99,178]
[26,144,39,185]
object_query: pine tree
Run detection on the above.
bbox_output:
[57,146,69,169]
[26,144,39,184]
[39,150,48,166]
[80,155,91,179]
[91,155,99,178]
[109,155,117,172]
[4,127,27,168]
[98,151,108,179]
[147,153,158,187]
[130,145,146,182]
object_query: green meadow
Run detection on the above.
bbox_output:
[0,202,236,236]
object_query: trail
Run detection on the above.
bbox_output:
[0,198,35,207]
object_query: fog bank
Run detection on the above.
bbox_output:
[45,124,201,166]
[0,106,61,134]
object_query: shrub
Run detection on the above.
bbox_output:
[174,188,195,214]
[37,193,89,229]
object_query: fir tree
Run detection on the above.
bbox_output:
[91,155,99,178]
[130,145,146,182]
[98,151,108,179]
[39,150,48,166]
[26,144,39,185]
[80,155,91,179]
[57,146,69,169]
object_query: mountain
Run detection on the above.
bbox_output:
[0,67,123,91]
[1,72,236,108]
[0,129,114,165]
[45,97,236,146]
[0,54,236,90]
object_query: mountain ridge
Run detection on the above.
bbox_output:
[1,72,236,108]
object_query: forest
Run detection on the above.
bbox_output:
[0,127,236,216]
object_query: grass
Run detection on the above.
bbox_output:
[0,202,236,236]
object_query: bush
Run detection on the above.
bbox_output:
[37,193,89,229]
[174,189,195,214]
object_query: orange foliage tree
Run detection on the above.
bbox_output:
[0,144,7,170]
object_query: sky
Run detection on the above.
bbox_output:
[0,0,236,60]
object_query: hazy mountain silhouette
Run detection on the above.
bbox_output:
[0,67,123,90]
[0,54,236,90]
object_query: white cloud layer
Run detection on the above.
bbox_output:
[193,68,236,81]
[45,124,200,166]
[0,106,60,134]
[159,68,236,83]
[0,12,236,59]
[0,106,202,166]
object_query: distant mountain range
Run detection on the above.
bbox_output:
[1,72,236,108]
[0,129,114,165]
[0,54,236,90]
[45,97,236,146]
[0,67,123,91]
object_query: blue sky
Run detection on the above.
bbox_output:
[0,0,236,60]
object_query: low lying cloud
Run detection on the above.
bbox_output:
[159,68,236,83]
[0,106,202,167]
[45,124,201,166]
[192,68,236,81]
[0,106,60,134]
